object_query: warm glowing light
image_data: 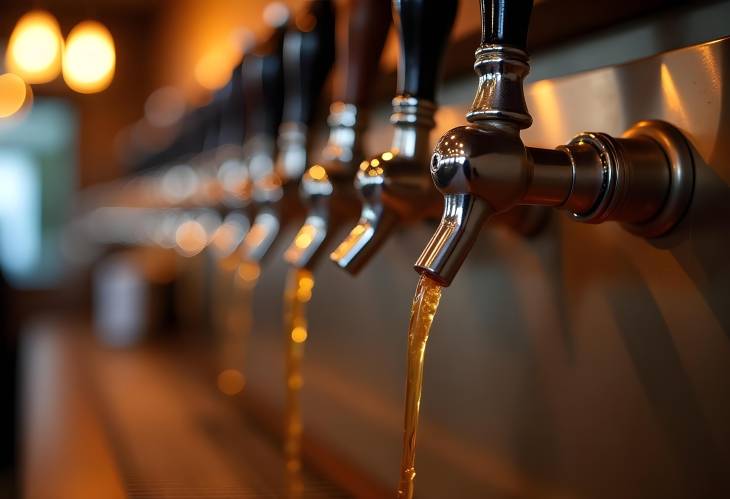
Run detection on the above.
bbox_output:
[370,158,380,167]
[382,151,394,161]
[660,63,688,125]
[6,11,63,84]
[175,220,208,256]
[237,261,261,284]
[295,12,316,32]
[291,326,308,343]
[63,21,116,94]
[296,275,314,302]
[529,80,564,146]
[211,223,236,254]
[330,223,369,261]
[288,374,303,389]
[243,224,267,249]
[0,73,31,118]
[263,2,290,28]
[194,51,234,91]
[308,164,327,181]
[217,369,245,395]
[294,224,317,249]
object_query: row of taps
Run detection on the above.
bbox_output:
[81,0,695,292]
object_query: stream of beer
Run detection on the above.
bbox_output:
[283,268,315,498]
[397,275,443,499]
[214,260,259,396]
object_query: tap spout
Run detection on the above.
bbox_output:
[414,193,493,286]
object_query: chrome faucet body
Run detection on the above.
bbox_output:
[415,0,694,286]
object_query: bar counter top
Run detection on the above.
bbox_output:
[20,319,357,499]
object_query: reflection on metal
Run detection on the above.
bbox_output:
[175,219,208,257]
[660,63,689,125]
[241,211,279,263]
[528,80,563,146]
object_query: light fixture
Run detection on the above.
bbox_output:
[63,20,116,94]
[6,10,63,84]
[0,73,32,119]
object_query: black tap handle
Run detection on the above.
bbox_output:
[218,62,246,147]
[202,85,231,152]
[480,0,533,51]
[394,0,458,102]
[282,0,336,125]
[243,22,287,138]
[336,0,392,107]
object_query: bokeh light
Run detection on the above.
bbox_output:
[194,51,234,91]
[6,10,63,84]
[63,21,116,94]
[0,73,32,119]
[217,369,245,396]
[144,86,186,128]
[175,219,208,257]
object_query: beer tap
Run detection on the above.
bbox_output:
[284,0,392,270]
[415,0,695,286]
[330,0,458,274]
[239,1,336,264]
[208,61,254,261]
[238,6,288,262]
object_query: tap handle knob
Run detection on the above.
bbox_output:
[480,0,533,51]
[336,0,392,108]
[242,14,288,138]
[282,0,336,126]
[394,0,458,102]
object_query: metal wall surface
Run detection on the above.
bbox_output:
[242,37,730,497]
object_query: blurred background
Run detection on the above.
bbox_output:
[1,0,730,498]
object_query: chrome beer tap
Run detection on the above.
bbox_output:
[208,61,254,261]
[284,0,392,270]
[329,0,458,273]
[238,8,288,263]
[415,0,695,286]
[239,1,336,264]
